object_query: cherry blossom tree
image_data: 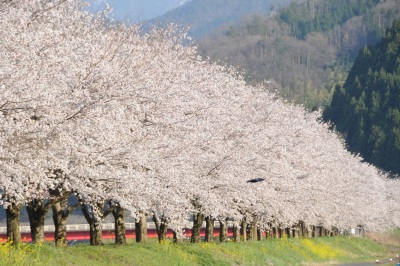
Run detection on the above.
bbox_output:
[1,0,398,248]
[0,0,145,243]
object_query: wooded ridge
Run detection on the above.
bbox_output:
[197,0,400,109]
[324,19,400,176]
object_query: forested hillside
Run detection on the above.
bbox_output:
[197,0,400,109]
[278,0,380,40]
[147,0,290,37]
[323,19,400,175]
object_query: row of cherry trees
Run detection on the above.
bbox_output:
[1,0,399,246]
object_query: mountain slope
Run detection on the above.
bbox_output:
[197,0,400,109]
[323,19,400,175]
[147,0,291,37]
[89,0,190,21]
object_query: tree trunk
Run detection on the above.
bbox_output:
[190,212,204,243]
[289,227,294,238]
[112,206,126,245]
[257,228,264,241]
[173,230,183,244]
[294,224,300,238]
[52,196,78,247]
[249,217,257,241]
[26,199,53,244]
[52,200,67,247]
[89,221,103,246]
[205,216,214,242]
[81,202,104,246]
[153,214,167,243]
[285,228,290,238]
[135,214,147,243]
[219,218,228,242]
[275,226,280,239]
[240,220,247,242]
[6,202,21,243]
[307,225,313,238]
[233,224,240,242]
[314,226,321,237]
[101,200,126,245]
[299,221,305,237]
[265,229,270,239]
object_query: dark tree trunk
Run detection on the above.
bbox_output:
[307,225,313,238]
[257,228,264,241]
[284,228,289,238]
[81,202,104,246]
[331,227,339,236]
[284,227,292,238]
[153,214,168,243]
[272,226,280,238]
[312,225,316,237]
[53,200,67,247]
[26,199,54,244]
[240,220,247,242]
[233,224,240,242]
[205,216,214,242]
[313,226,320,237]
[52,196,78,247]
[293,225,299,238]
[279,228,284,238]
[112,206,126,245]
[190,212,204,243]
[299,221,305,237]
[249,217,257,241]
[219,218,228,242]
[89,221,103,246]
[102,200,126,245]
[265,229,269,239]
[173,230,182,243]
[53,205,67,247]
[265,223,271,239]
[135,214,147,243]
[6,202,22,243]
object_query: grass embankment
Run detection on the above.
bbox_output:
[1,231,399,266]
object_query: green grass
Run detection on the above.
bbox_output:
[0,232,399,266]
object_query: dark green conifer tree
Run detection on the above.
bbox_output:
[323,19,400,175]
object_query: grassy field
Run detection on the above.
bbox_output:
[1,231,399,266]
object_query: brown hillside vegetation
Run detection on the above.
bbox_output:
[366,230,400,249]
[197,0,400,109]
